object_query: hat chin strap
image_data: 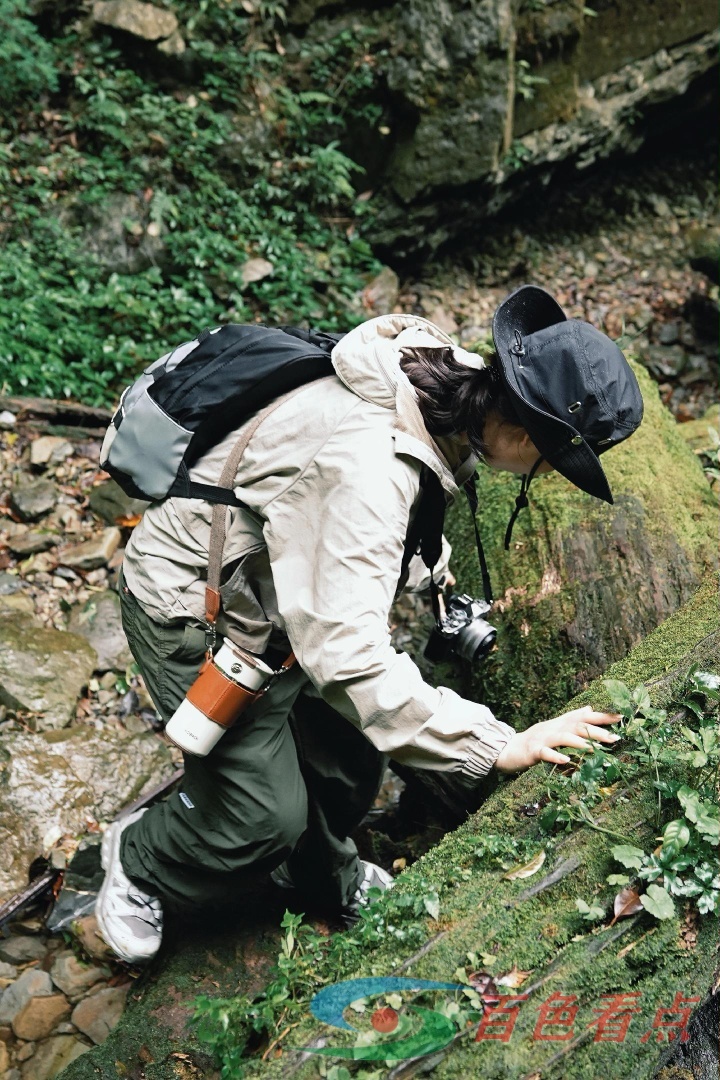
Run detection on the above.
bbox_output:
[504,456,544,550]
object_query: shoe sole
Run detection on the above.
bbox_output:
[96,813,158,965]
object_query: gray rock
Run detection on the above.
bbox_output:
[58,529,121,571]
[0,960,18,980]
[0,410,16,429]
[20,1034,89,1079]
[656,320,680,345]
[50,954,108,999]
[0,936,48,965]
[0,616,97,731]
[68,591,133,672]
[644,344,687,379]
[240,257,274,285]
[0,593,35,616]
[0,726,174,898]
[7,532,59,557]
[54,193,167,279]
[0,970,52,1025]
[29,438,73,468]
[71,985,128,1045]
[0,573,23,596]
[88,479,148,526]
[91,0,178,41]
[9,482,58,523]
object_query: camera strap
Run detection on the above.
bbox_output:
[463,476,493,606]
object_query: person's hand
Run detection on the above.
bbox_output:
[494,705,621,774]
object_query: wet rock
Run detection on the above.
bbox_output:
[12,994,71,1040]
[7,533,59,558]
[0,617,97,731]
[240,257,274,285]
[50,954,108,1000]
[68,591,133,673]
[0,726,174,898]
[71,985,128,1045]
[29,438,73,469]
[0,970,52,1025]
[9,483,58,524]
[20,1034,89,1079]
[91,0,178,41]
[58,529,121,572]
[0,938,47,966]
[361,267,400,315]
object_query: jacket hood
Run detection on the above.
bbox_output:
[331,314,484,498]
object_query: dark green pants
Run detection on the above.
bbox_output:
[118,574,384,913]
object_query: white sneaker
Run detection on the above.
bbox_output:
[96,808,163,964]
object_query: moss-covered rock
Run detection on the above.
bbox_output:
[443,362,717,732]
[58,573,718,1080]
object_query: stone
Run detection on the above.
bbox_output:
[0,1040,7,1073]
[58,529,122,571]
[91,0,178,41]
[0,593,35,616]
[12,994,71,1040]
[16,1042,35,1062]
[0,962,18,980]
[9,482,58,523]
[54,194,167,279]
[656,319,680,345]
[0,616,97,731]
[29,438,73,468]
[20,1034,89,1079]
[50,954,108,999]
[0,970,52,1025]
[240,257,274,285]
[644,344,687,379]
[70,918,115,964]
[7,533,59,557]
[88,479,148,526]
[71,985,128,1045]
[0,410,16,429]
[157,28,186,56]
[0,573,22,596]
[0,726,174,898]
[68,591,133,672]
[0,938,47,966]
[361,267,400,315]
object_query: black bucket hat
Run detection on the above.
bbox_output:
[491,284,644,504]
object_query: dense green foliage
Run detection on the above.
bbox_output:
[0,1,383,404]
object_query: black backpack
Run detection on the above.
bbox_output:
[100,323,343,508]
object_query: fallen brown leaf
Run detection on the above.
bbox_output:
[503,850,546,880]
[496,965,533,988]
[610,886,644,924]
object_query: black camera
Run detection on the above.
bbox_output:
[424,593,497,664]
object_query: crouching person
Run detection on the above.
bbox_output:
[96,288,641,963]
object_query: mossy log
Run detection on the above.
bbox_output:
[59,573,719,1080]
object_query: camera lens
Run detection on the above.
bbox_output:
[456,619,497,663]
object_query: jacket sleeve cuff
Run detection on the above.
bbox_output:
[461,714,516,778]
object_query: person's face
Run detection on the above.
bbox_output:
[481,413,555,475]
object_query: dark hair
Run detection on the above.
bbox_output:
[398,346,523,456]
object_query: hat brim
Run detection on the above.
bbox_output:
[504,382,614,503]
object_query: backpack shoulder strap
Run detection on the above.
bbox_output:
[204,378,334,638]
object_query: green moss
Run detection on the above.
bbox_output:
[240,578,719,1080]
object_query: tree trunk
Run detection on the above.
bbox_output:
[58,572,720,1080]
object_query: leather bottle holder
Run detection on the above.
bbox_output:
[185,660,260,729]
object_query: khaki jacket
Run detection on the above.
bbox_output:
[123,315,515,778]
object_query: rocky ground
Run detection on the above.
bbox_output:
[0,148,717,1080]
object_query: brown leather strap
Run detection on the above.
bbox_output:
[205,380,334,626]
